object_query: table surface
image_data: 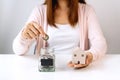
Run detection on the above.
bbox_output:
[0,54,120,80]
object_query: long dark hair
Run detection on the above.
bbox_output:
[79,0,86,4]
[44,0,86,27]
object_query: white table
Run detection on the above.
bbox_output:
[0,54,120,80]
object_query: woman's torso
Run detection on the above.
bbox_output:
[47,23,80,54]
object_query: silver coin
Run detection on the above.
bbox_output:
[42,34,49,41]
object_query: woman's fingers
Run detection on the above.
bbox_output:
[22,21,46,39]
[31,22,49,40]
[68,61,74,67]
[30,25,39,36]
[68,61,88,68]
[74,58,89,68]
[27,29,36,39]
[28,22,41,36]
[24,32,32,39]
[85,52,93,65]
[32,21,46,37]
[74,64,88,69]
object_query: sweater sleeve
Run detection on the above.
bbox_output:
[87,6,107,61]
[13,5,43,55]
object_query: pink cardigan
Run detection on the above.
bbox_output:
[13,3,107,61]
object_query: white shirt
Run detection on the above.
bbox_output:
[47,24,80,54]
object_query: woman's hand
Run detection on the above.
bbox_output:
[68,52,93,69]
[22,21,46,39]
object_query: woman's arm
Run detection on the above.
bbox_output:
[87,6,107,61]
[13,5,43,55]
[13,29,35,55]
[68,5,107,68]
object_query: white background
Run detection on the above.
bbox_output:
[0,0,120,54]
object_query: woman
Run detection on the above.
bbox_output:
[13,0,107,68]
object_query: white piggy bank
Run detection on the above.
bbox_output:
[72,47,87,64]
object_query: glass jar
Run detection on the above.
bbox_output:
[38,48,55,72]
